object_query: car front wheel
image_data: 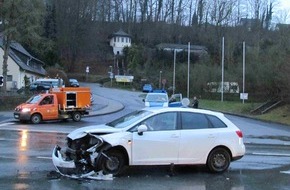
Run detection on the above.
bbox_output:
[207,147,230,173]
[99,150,125,176]
[31,113,42,124]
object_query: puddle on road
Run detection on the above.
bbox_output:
[16,130,67,150]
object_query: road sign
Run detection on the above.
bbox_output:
[240,93,248,100]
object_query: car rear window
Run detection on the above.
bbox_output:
[181,112,209,129]
[207,115,227,128]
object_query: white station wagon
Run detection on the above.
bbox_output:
[52,107,245,178]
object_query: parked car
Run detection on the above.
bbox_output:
[168,93,183,107]
[52,107,245,178]
[142,84,153,92]
[69,79,79,87]
[143,90,169,107]
[29,78,64,91]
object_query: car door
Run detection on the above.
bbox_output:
[38,95,58,120]
[178,112,217,164]
[131,112,180,165]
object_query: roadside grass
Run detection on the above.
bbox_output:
[200,99,290,126]
[255,104,290,125]
[199,99,259,114]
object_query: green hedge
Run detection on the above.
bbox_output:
[0,95,30,111]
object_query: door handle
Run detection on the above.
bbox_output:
[171,134,179,138]
[208,134,215,138]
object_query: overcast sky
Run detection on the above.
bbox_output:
[280,0,290,8]
[277,0,290,23]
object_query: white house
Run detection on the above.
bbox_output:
[0,36,46,91]
[109,29,131,55]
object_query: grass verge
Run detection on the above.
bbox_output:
[200,99,290,126]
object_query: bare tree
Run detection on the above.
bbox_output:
[170,0,175,23]
[209,0,235,26]
[176,0,183,25]
[155,0,163,22]
[139,0,148,22]
[197,0,205,25]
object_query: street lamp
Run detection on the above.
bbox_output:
[109,66,113,87]
[86,66,89,81]
[159,71,162,89]
[173,49,176,94]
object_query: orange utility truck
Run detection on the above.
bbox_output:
[14,87,91,124]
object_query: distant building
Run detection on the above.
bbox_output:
[0,36,46,90]
[239,18,260,31]
[275,23,290,31]
[108,29,132,55]
[156,43,208,57]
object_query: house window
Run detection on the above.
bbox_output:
[122,37,124,42]
[114,37,116,42]
[7,75,12,81]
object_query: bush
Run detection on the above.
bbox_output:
[0,95,30,111]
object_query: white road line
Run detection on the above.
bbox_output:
[252,152,290,157]
[0,122,14,127]
[0,156,52,159]
[280,171,290,174]
[37,156,52,160]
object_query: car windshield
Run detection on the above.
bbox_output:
[106,110,152,128]
[146,94,168,102]
[26,95,42,104]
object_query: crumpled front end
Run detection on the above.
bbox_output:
[52,146,77,175]
[52,134,113,180]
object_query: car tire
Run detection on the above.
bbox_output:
[99,149,125,176]
[207,147,230,173]
[72,112,81,122]
[31,113,42,124]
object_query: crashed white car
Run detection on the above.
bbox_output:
[52,107,245,178]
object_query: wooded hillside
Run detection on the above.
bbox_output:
[1,0,290,102]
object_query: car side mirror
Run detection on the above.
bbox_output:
[137,124,148,135]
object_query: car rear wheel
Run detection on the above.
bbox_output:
[72,112,81,122]
[31,113,42,124]
[99,150,125,176]
[207,147,230,173]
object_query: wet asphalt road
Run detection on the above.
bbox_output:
[0,128,290,190]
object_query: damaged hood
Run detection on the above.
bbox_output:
[68,124,122,140]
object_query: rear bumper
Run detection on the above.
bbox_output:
[232,155,244,161]
[232,143,246,161]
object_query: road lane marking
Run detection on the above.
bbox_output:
[252,152,290,157]
[37,156,52,160]
[0,122,14,127]
[280,171,290,174]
